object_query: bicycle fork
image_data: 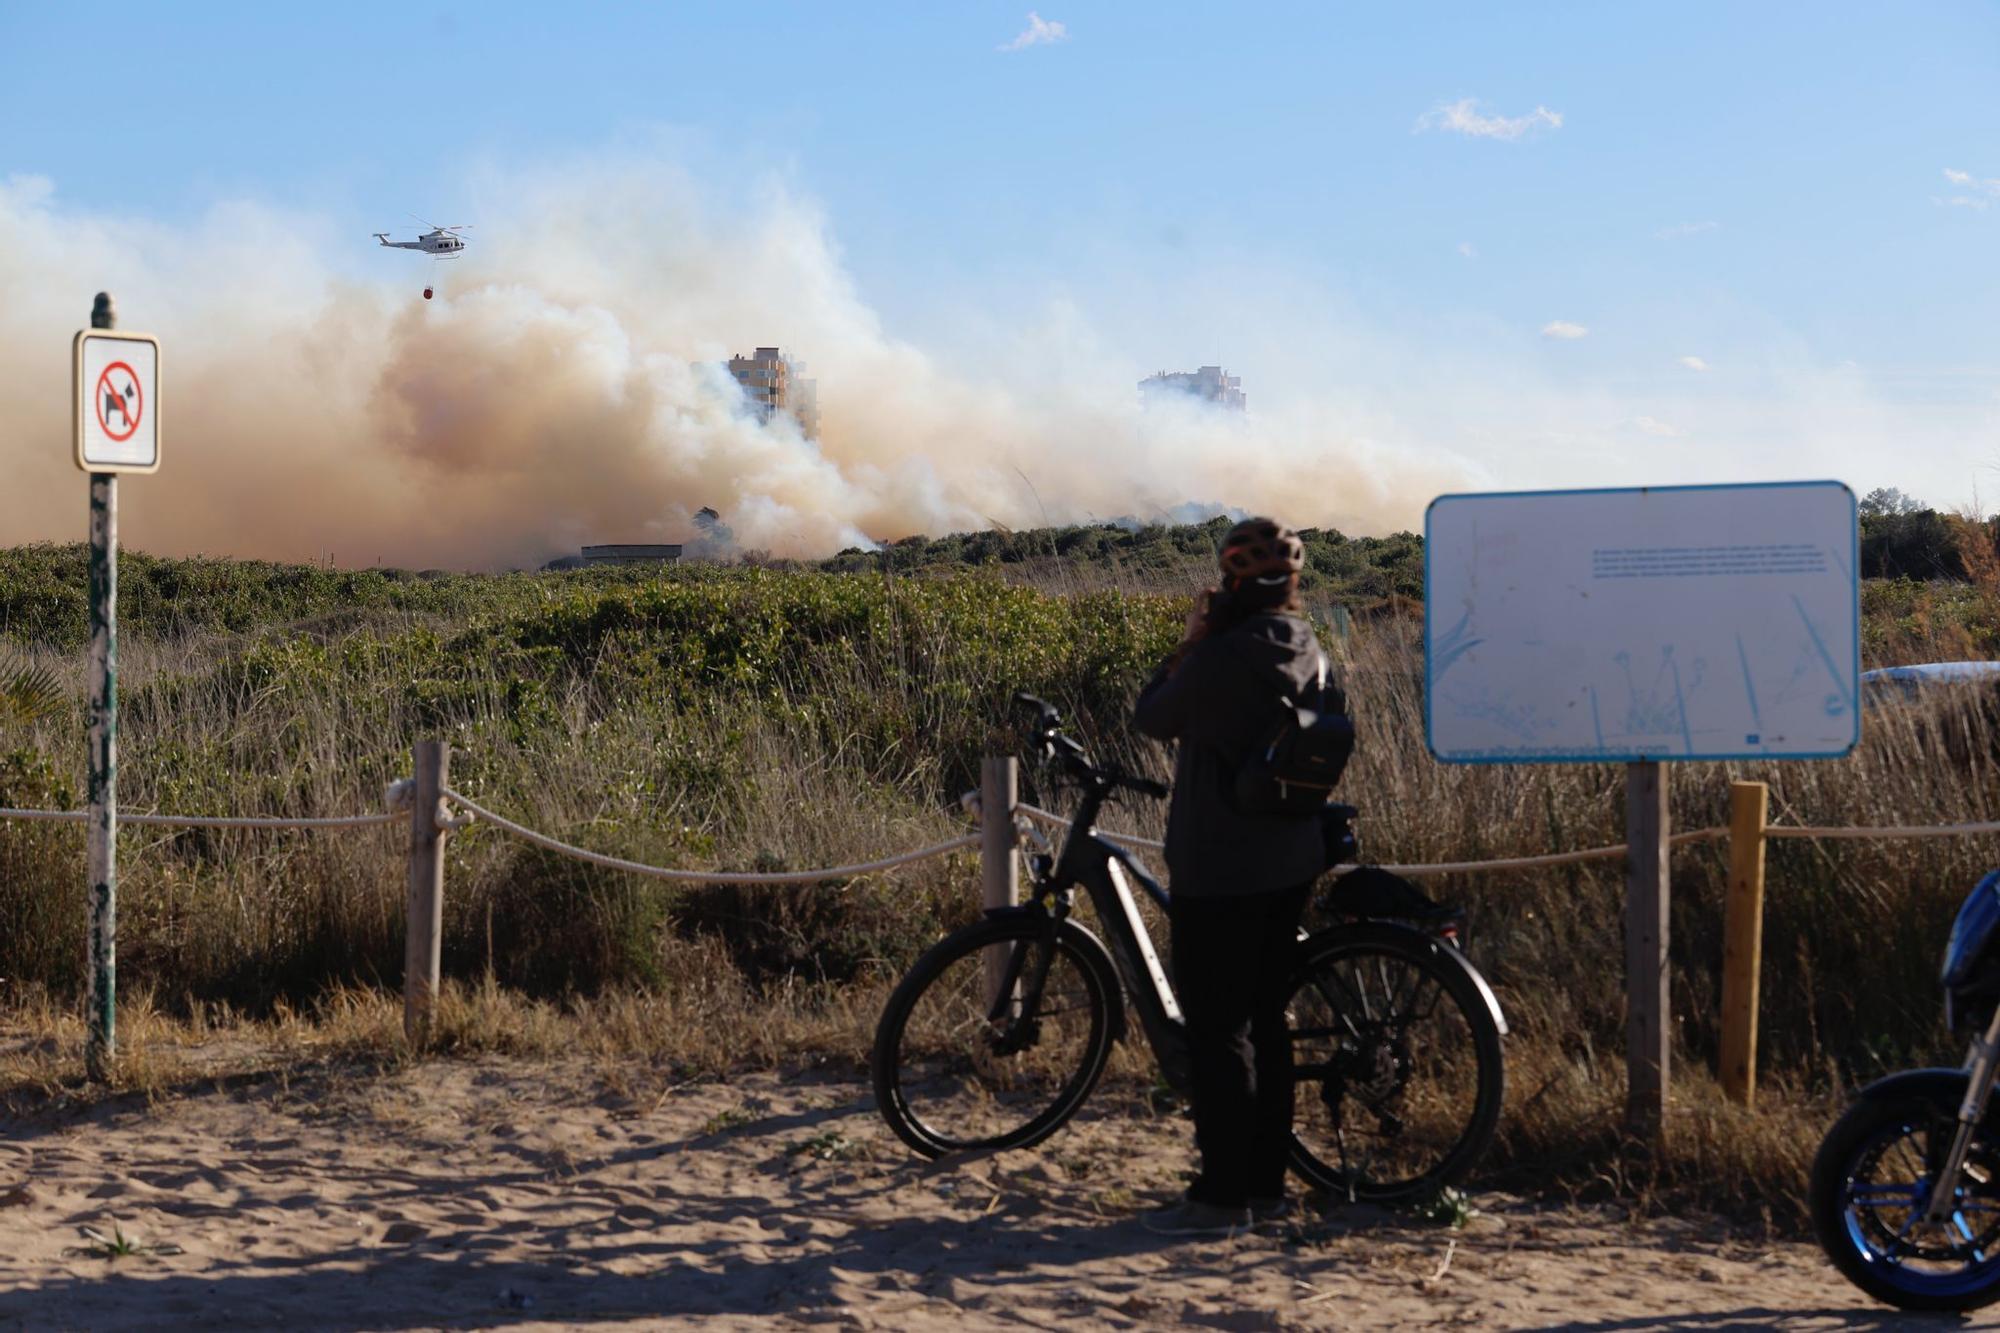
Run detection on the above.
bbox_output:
[985,928,1059,1052]
[1925,1003,2000,1225]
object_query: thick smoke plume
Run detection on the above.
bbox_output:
[0,162,1473,568]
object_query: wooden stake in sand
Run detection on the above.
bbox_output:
[980,756,1019,1014]
[405,741,450,1043]
[1718,780,1770,1108]
[1623,761,1671,1139]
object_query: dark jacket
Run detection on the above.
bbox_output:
[1133,611,1328,897]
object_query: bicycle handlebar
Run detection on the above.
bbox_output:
[1012,692,1166,802]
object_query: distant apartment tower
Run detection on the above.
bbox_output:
[1139,365,1246,411]
[726,347,820,440]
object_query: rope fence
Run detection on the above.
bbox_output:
[440,786,979,885]
[1762,819,2000,841]
[1005,800,2000,875]
[1009,800,1727,877]
[0,806,396,828]
[9,743,2000,1065]
[7,781,1994,879]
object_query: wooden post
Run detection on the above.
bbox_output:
[980,756,1019,1012]
[1719,780,1770,1108]
[1624,760,1671,1140]
[84,291,119,1082]
[404,741,449,1044]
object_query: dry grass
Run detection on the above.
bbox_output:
[3,555,2000,1231]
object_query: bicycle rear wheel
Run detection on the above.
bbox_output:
[1287,923,1504,1202]
[872,913,1120,1158]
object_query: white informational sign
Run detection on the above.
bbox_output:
[1425,481,1859,763]
[73,330,161,473]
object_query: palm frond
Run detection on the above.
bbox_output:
[0,659,65,727]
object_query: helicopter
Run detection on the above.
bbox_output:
[374,216,471,299]
[374,217,471,255]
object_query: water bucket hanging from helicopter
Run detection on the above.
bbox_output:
[372,214,472,301]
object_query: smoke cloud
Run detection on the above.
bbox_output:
[0,161,1475,568]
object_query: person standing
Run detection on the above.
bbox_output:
[1133,517,1329,1236]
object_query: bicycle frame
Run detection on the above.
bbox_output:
[998,704,1505,1104]
[1010,780,1195,1091]
[1006,784,1511,1092]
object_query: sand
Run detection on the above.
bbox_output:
[0,1056,1971,1331]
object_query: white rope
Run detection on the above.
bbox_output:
[441,786,978,884]
[1356,828,1731,879]
[0,807,394,828]
[1008,800,1736,874]
[128,812,397,829]
[1765,820,2000,841]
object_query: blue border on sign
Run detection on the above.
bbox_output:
[1421,479,1862,765]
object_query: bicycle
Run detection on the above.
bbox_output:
[871,694,1507,1203]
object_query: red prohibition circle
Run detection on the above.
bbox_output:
[94,361,143,443]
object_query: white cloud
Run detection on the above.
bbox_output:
[1656,221,1718,240]
[1938,168,2000,203]
[1415,98,1562,141]
[1541,320,1588,339]
[1678,355,1709,371]
[1457,241,1476,259]
[1630,416,1682,437]
[999,12,1068,52]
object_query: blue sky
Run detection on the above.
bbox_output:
[3,2,1999,557]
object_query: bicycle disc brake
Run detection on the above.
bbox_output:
[1320,1027,1414,1136]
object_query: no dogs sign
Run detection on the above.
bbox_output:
[73,330,161,473]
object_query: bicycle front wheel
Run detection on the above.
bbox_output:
[1287,923,1504,1202]
[872,913,1120,1158]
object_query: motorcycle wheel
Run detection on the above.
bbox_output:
[1810,1085,2000,1311]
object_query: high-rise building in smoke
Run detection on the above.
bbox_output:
[1138,365,1246,411]
[727,347,820,440]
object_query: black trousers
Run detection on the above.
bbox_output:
[1167,882,1312,1207]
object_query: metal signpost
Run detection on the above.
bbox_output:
[72,292,160,1079]
[1424,481,1859,1137]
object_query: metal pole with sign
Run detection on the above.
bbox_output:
[72,292,160,1080]
[1424,482,1859,1142]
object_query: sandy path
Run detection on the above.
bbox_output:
[0,1057,1970,1330]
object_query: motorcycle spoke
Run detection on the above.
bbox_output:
[1887,1209,1924,1261]
[1849,1182,1924,1202]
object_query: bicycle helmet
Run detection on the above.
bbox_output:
[1218,517,1305,584]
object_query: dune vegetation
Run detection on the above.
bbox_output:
[3,510,1999,1227]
